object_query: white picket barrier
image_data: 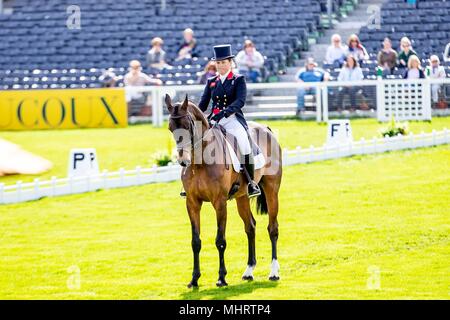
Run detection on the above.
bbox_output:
[133,78,450,126]
[0,128,448,205]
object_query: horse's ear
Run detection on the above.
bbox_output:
[181,94,189,110]
[165,94,173,113]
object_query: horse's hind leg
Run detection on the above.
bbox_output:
[187,198,202,288]
[236,195,257,281]
[260,177,281,281]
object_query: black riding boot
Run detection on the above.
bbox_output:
[243,154,261,198]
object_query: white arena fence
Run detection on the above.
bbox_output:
[1,129,449,205]
[127,78,450,126]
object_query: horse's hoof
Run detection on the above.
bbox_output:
[269,275,280,281]
[216,279,228,287]
[242,275,254,281]
[187,281,198,288]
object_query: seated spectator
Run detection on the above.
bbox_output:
[406,0,419,8]
[124,60,163,116]
[198,61,217,84]
[295,57,329,115]
[427,55,447,104]
[99,68,118,87]
[444,42,450,62]
[146,37,169,73]
[346,34,369,64]
[325,34,347,68]
[337,55,364,111]
[235,40,265,83]
[403,55,426,79]
[377,37,398,77]
[176,28,197,61]
[398,37,419,69]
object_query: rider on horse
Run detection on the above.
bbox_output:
[197,44,261,198]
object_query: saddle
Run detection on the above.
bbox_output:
[213,124,265,173]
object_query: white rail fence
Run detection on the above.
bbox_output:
[130,78,450,126]
[1,129,448,205]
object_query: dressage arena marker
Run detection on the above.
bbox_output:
[68,148,99,177]
[0,129,448,205]
[327,119,353,146]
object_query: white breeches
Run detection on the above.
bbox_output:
[218,115,252,155]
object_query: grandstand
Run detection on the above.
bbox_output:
[354,0,450,79]
[0,0,342,89]
[0,0,449,118]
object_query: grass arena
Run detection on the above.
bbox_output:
[1,118,449,299]
[1,0,450,302]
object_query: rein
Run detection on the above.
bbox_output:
[169,112,217,151]
[170,112,228,170]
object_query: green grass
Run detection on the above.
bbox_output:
[1,117,449,185]
[0,144,449,299]
[1,117,449,299]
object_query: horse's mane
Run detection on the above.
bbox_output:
[187,101,210,129]
[187,101,231,166]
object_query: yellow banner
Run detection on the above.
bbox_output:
[0,88,128,130]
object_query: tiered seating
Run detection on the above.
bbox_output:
[0,0,328,89]
[356,0,450,79]
[359,0,449,58]
[314,0,450,81]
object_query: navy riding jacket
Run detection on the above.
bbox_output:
[198,71,248,129]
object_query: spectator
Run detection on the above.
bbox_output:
[99,68,118,87]
[295,57,329,115]
[235,40,265,83]
[403,55,426,79]
[398,37,419,68]
[427,55,446,104]
[377,37,398,77]
[176,28,197,61]
[146,37,169,73]
[346,34,369,64]
[124,60,163,116]
[337,55,364,111]
[198,61,217,84]
[406,0,419,9]
[325,34,347,67]
[444,42,450,62]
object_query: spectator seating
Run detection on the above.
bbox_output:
[0,0,333,89]
[355,0,450,79]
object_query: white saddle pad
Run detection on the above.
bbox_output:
[225,139,266,173]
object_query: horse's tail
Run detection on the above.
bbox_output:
[256,183,268,215]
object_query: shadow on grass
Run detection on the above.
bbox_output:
[180,281,278,300]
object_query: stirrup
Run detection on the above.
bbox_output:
[180,191,187,198]
[247,182,261,198]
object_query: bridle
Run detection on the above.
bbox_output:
[170,109,228,170]
[169,111,216,152]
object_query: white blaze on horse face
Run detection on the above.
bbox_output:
[172,128,192,164]
[269,259,280,279]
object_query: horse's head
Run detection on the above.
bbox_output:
[165,94,195,167]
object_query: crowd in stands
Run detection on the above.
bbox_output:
[295,32,449,114]
[119,29,267,115]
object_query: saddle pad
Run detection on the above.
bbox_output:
[225,139,266,173]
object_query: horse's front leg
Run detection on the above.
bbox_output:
[187,197,202,288]
[213,198,228,287]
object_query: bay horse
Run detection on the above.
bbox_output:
[165,94,282,288]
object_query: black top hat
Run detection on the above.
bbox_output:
[211,44,234,61]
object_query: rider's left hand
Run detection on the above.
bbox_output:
[211,110,228,122]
